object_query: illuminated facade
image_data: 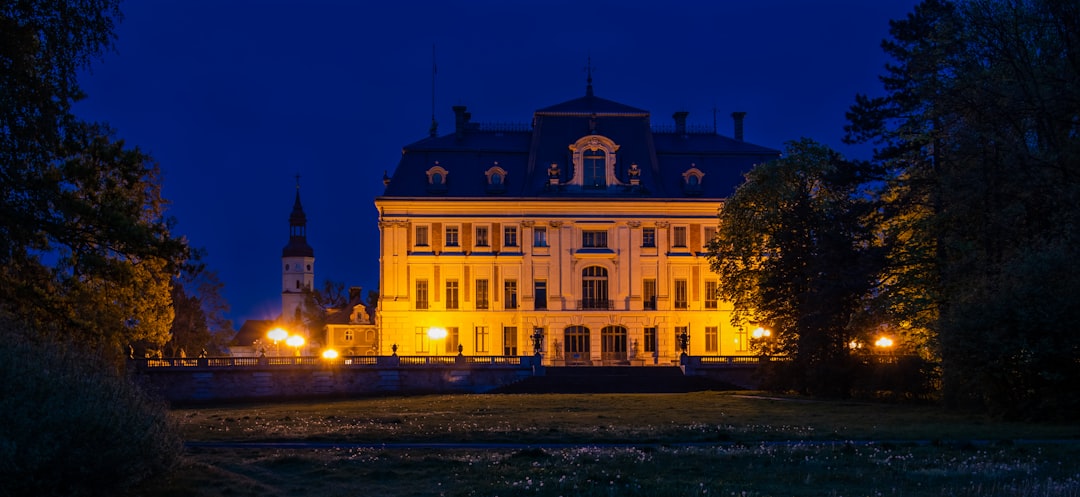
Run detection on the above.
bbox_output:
[375,83,778,364]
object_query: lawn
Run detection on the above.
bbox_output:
[141,392,1080,497]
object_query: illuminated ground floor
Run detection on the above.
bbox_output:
[374,310,755,366]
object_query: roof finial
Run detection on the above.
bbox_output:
[585,56,594,97]
[295,173,301,190]
[430,44,438,137]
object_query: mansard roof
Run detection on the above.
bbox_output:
[379,91,779,201]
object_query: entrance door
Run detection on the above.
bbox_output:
[564,326,590,365]
[601,325,628,363]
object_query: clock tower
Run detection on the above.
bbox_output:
[281,180,314,329]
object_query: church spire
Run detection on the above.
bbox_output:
[283,175,314,258]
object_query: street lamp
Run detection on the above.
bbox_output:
[751,327,771,339]
[321,349,339,360]
[874,336,894,352]
[677,329,690,356]
[268,327,288,356]
[286,334,305,356]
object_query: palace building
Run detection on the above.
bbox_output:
[374,81,779,365]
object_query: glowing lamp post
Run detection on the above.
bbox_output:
[751,327,771,340]
[321,349,339,360]
[267,327,288,356]
[285,334,305,356]
[874,336,894,354]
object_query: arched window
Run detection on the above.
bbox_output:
[564,325,590,363]
[431,172,443,185]
[581,266,609,309]
[583,149,606,188]
[601,325,628,362]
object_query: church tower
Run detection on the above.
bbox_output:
[281,180,314,329]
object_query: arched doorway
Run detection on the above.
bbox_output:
[601,325,628,363]
[564,325,591,365]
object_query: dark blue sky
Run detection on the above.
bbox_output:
[74,0,918,324]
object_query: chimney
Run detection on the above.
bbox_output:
[673,111,689,136]
[731,111,746,141]
[453,105,468,140]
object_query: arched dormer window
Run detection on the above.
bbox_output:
[484,164,508,193]
[567,135,624,189]
[682,165,704,196]
[426,163,449,193]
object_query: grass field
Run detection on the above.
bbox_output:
[141,392,1080,497]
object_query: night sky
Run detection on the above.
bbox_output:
[74,0,919,325]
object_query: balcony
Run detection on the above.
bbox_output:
[578,299,614,310]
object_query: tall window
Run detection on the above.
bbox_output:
[446,280,459,310]
[445,226,459,247]
[504,279,518,309]
[583,149,606,188]
[446,327,459,354]
[674,279,688,309]
[643,279,657,310]
[475,279,489,310]
[415,225,429,247]
[533,226,547,247]
[475,226,489,247]
[415,327,429,353]
[705,280,719,309]
[582,230,608,248]
[503,326,518,355]
[582,266,609,309]
[644,327,657,353]
[642,227,656,248]
[534,280,547,310]
[703,226,717,245]
[675,326,689,353]
[415,280,429,310]
[673,226,687,248]
[503,226,518,247]
[735,327,748,352]
[705,326,719,353]
[475,326,489,353]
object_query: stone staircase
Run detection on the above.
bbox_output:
[489,366,743,394]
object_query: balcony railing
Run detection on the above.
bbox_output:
[577,299,614,310]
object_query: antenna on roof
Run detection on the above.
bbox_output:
[429,44,438,137]
[295,173,301,190]
[585,56,594,97]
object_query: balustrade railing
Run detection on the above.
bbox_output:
[132,355,531,369]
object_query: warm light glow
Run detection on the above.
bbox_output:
[874,336,894,348]
[286,335,305,348]
[849,340,861,349]
[427,327,448,340]
[751,327,771,339]
[268,328,288,342]
[321,349,339,359]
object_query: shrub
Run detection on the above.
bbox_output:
[0,317,182,497]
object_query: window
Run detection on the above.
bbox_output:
[504,279,518,309]
[583,149,606,188]
[474,326,489,353]
[704,226,717,245]
[673,226,687,248]
[643,279,657,310]
[705,326,719,353]
[675,326,689,353]
[475,226,489,247]
[446,327,459,354]
[344,330,353,341]
[415,225,429,246]
[735,327,748,352]
[504,226,518,247]
[533,226,547,247]
[674,279,688,309]
[705,280,719,309]
[415,327,430,353]
[534,280,547,310]
[445,226,459,247]
[415,280,429,310]
[581,266,609,309]
[503,326,518,355]
[446,280,459,310]
[582,230,608,248]
[642,227,656,248]
[475,279,489,310]
[644,327,657,353]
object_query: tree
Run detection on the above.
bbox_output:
[1,2,189,360]
[164,260,234,357]
[708,139,884,397]
[846,0,1080,417]
[300,279,349,346]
